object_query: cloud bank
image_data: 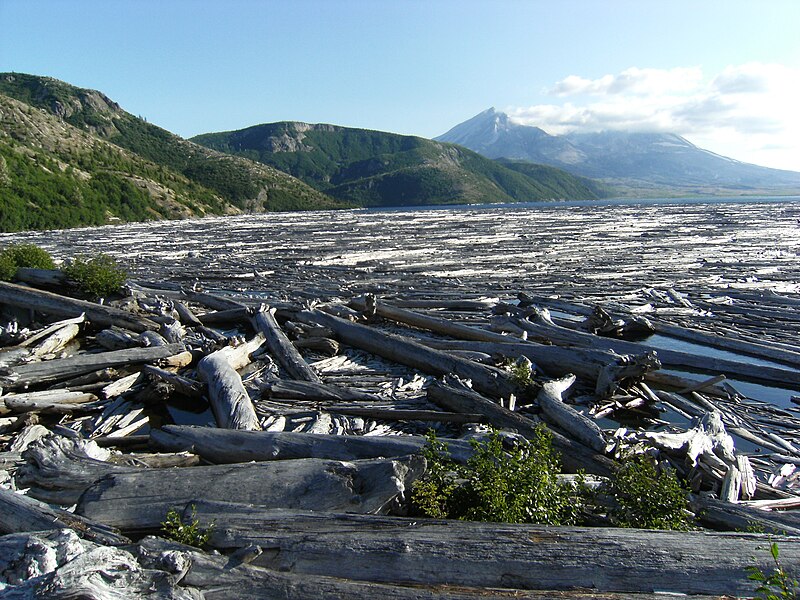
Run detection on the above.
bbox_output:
[507,63,800,171]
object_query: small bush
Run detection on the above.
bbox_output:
[412,427,583,525]
[747,542,799,599]
[605,454,693,531]
[0,243,55,280]
[161,505,213,548]
[61,253,127,298]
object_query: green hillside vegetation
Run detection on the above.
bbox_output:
[0,73,342,232]
[192,122,609,207]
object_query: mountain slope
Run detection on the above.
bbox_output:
[437,108,800,193]
[0,73,342,231]
[192,122,607,207]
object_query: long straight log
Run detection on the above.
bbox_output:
[0,280,158,332]
[184,504,800,598]
[0,343,185,390]
[424,338,659,396]
[151,425,477,464]
[76,455,425,530]
[427,379,615,476]
[262,378,384,403]
[296,309,520,400]
[0,486,129,546]
[500,315,800,389]
[253,306,320,382]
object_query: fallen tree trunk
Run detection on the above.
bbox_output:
[151,425,476,464]
[253,306,321,382]
[0,343,185,390]
[76,455,425,530]
[296,309,520,400]
[536,376,607,453]
[498,315,800,389]
[427,379,615,476]
[424,338,660,397]
[261,378,385,403]
[183,504,800,598]
[197,335,264,430]
[0,486,129,546]
[0,280,158,332]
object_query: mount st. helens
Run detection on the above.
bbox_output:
[436,108,800,195]
[0,73,343,232]
[190,122,607,207]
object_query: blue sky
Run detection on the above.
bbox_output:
[2,0,799,170]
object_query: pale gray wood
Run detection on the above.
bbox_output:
[13,267,69,288]
[180,504,800,598]
[196,335,264,430]
[497,314,800,388]
[0,485,129,546]
[536,375,607,453]
[296,309,520,400]
[3,389,100,414]
[0,343,185,390]
[427,378,615,476]
[28,323,80,357]
[424,338,659,397]
[253,306,321,382]
[76,455,425,530]
[150,425,477,464]
[261,378,384,402]
[142,364,206,398]
[0,280,158,333]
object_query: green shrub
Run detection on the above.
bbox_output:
[0,252,16,281]
[0,243,55,280]
[605,454,693,531]
[412,427,583,525]
[161,504,213,548]
[747,542,799,599]
[61,253,127,298]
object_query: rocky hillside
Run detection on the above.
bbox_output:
[0,74,342,232]
[192,122,608,207]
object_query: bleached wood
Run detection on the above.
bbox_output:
[252,306,321,382]
[197,335,264,430]
[535,375,607,453]
[180,504,800,598]
[0,280,157,332]
[76,455,425,530]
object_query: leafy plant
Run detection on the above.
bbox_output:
[747,542,799,599]
[161,505,213,548]
[0,243,55,280]
[412,427,583,525]
[61,253,127,298]
[605,454,693,531]
[509,357,535,389]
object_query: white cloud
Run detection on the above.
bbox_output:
[508,63,800,171]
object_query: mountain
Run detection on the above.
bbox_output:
[436,108,800,194]
[191,122,608,207]
[0,73,342,231]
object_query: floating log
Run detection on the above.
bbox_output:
[76,455,425,530]
[296,309,520,400]
[252,306,321,382]
[498,314,800,389]
[183,504,800,598]
[0,280,158,332]
[151,425,477,464]
[0,343,185,390]
[423,339,659,397]
[197,335,264,430]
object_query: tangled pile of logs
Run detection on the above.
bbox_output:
[1,270,800,598]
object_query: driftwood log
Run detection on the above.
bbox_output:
[0,280,158,332]
[150,424,477,464]
[196,334,264,430]
[75,455,425,530]
[252,306,321,382]
[183,503,800,598]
